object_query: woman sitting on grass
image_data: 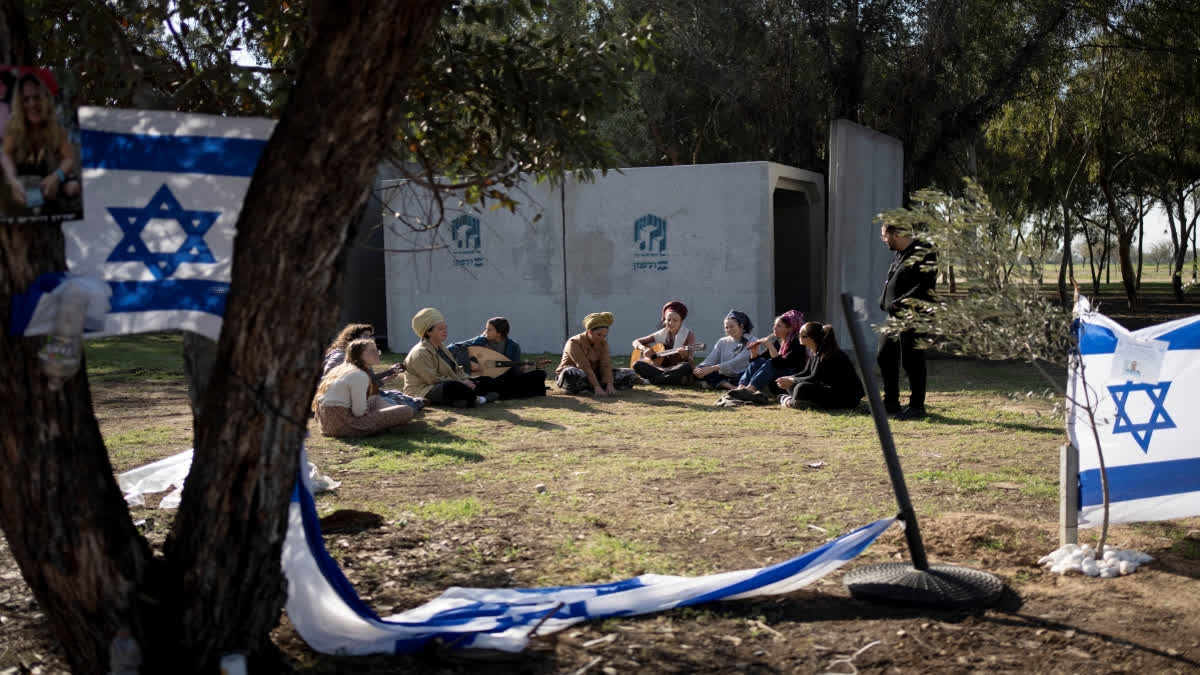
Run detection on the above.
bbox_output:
[775,322,865,410]
[448,316,548,399]
[403,308,501,407]
[630,300,697,386]
[323,322,423,410]
[692,309,755,390]
[724,309,805,404]
[312,338,414,437]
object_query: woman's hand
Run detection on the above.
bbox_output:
[40,173,59,199]
[775,375,795,390]
[464,379,477,390]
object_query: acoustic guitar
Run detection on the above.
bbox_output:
[629,342,706,368]
[467,345,552,379]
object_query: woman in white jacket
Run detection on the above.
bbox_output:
[313,338,414,437]
[692,310,755,390]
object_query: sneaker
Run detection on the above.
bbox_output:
[484,391,500,403]
[700,381,714,391]
[778,394,795,409]
[727,388,755,401]
[476,395,488,406]
[895,405,927,420]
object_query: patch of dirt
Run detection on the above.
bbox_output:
[4,374,1200,673]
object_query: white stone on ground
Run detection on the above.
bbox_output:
[1038,543,1153,577]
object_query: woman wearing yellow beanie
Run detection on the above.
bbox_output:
[403,308,501,407]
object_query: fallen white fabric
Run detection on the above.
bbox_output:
[115,448,892,655]
[283,448,894,655]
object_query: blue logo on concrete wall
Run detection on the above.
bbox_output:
[451,214,484,268]
[633,214,668,271]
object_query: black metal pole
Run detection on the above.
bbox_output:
[840,292,929,570]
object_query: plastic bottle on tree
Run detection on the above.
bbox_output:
[38,287,87,389]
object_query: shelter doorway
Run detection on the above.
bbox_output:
[773,185,825,321]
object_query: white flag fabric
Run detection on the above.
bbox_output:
[58,107,275,340]
[1069,297,1200,527]
[282,449,894,655]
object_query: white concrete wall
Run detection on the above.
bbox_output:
[382,180,566,355]
[382,161,825,356]
[826,119,904,353]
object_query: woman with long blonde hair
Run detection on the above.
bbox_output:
[313,338,413,437]
[2,73,79,208]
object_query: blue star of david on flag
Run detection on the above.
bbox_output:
[106,183,220,280]
[1107,380,1176,453]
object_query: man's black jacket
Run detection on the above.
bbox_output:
[879,239,937,316]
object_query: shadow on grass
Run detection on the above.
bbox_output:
[624,387,728,412]
[338,424,486,463]
[693,583,1022,626]
[473,404,568,431]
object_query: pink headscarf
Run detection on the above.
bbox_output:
[777,309,805,357]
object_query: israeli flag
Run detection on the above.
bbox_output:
[61,108,275,340]
[1069,297,1200,527]
[282,449,894,655]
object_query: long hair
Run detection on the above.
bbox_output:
[6,74,65,170]
[799,322,839,361]
[326,323,374,355]
[312,338,378,410]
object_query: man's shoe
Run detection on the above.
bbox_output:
[895,406,927,420]
[884,402,902,415]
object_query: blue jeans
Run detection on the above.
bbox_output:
[702,370,740,387]
[739,358,794,393]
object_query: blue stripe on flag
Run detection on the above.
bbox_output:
[1078,323,1119,355]
[294,466,382,622]
[1156,319,1200,350]
[1079,317,1200,354]
[8,272,66,336]
[1080,457,1200,507]
[107,280,229,314]
[81,129,266,177]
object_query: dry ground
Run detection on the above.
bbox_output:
[2,340,1199,674]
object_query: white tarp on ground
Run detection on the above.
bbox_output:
[1069,298,1200,527]
[118,449,893,655]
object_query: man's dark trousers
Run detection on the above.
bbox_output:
[877,329,925,410]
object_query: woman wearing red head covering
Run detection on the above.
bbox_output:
[630,300,698,385]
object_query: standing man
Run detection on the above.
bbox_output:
[878,222,938,419]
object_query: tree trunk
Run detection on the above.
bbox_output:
[0,1,448,672]
[0,3,157,671]
[1099,179,1137,310]
[1136,193,1144,292]
[1058,202,1072,306]
[158,2,447,670]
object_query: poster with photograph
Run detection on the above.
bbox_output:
[0,66,82,224]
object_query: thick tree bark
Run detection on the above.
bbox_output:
[158,1,447,670]
[2,0,447,671]
[0,2,155,671]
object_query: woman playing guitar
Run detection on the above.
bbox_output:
[630,300,700,386]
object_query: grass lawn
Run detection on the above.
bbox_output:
[2,332,1198,673]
